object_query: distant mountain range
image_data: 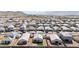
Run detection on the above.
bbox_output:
[0,11,26,16]
[0,11,79,16]
[23,11,79,16]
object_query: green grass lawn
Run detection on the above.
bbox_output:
[0,44,9,45]
[33,42,43,46]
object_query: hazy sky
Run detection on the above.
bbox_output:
[23,11,79,15]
